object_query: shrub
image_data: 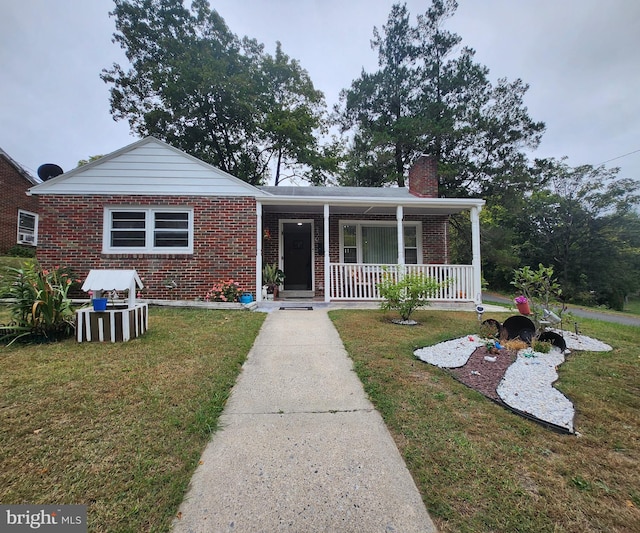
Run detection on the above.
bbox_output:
[532,340,552,353]
[205,279,241,302]
[5,245,36,258]
[378,271,445,322]
[1,263,77,343]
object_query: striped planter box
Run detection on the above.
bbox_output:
[76,304,148,343]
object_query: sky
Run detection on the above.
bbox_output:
[1,0,639,185]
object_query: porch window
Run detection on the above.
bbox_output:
[104,207,193,254]
[340,221,421,264]
[17,210,38,246]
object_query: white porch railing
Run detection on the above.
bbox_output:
[329,263,474,301]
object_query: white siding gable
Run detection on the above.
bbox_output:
[29,137,266,197]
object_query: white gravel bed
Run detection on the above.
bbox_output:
[550,329,612,352]
[497,348,575,432]
[413,335,484,368]
[414,331,613,433]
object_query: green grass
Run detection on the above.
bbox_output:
[0,255,34,269]
[0,307,265,532]
[330,309,640,533]
[624,294,640,315]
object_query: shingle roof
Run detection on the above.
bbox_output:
[0,148,40,185]
[258,186,412,199]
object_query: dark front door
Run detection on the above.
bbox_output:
[282,222,312,291]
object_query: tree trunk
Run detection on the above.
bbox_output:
[274,148,283,186]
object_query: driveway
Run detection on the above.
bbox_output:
[483,293,640,327]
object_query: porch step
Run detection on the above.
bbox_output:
[280,290,315,298]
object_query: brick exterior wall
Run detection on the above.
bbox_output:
[37,194,451,301]
[408,155,438,198]
[36,195,257,300]
[0,155,39,254]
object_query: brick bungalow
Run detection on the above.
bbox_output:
[0,148,40,254]
[28,137,484,303]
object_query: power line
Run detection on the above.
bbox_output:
[597,148,640,165]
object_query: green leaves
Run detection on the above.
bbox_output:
[337,1,544,193]
[378,271,445,321]
[103,0,331,185]
[1,263,77,343]
[510,263,566,330]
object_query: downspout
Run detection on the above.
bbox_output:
[470,205,483,304]
[256,201,263,302]
[324,203,330,302]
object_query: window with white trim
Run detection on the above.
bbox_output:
[340,221,421,264]
[17,210,38,246]
[103,207,193,254]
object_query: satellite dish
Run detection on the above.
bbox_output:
[37,163,64,181]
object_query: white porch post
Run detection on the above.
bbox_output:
[470,205,483,304]
[324,203,330,302]
[396,205,405,265]
[256,201,263,302]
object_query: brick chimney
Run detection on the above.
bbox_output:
[408,155,438,198]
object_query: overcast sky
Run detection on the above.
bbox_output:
[1,0,639,186]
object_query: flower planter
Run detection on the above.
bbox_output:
[239,293,253,304]
[92,298,108,311]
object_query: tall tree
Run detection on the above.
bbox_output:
[336,0,544,195]
[101,0,329,184]
[516,158,640,307]
[337,3,417,187]
[258,42,335,185]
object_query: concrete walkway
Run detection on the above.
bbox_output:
[172,307,437,532]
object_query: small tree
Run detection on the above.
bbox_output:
[378,271,444,322]
[511,263,563,328]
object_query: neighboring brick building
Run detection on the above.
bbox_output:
[0,148,40,255]
[29,137,485,303]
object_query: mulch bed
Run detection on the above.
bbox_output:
[448,345,517,401]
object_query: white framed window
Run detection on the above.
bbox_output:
[339,220,421,264]
[103,207,194,254]
[17,210,38,246]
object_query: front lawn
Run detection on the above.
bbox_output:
[330,309,640,533]
[0,307,265,532]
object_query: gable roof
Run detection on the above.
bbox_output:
[28,137,266,197]
[0,148,40,186]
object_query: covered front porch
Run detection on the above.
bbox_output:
[255,188,484,304]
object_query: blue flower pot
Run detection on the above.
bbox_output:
[239,293,253,304]
[92,298,108,311]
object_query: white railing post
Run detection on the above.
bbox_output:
[324,204,330,302]
[470,205,483,304]
[396,205,405,266]
[256,201,262,302]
